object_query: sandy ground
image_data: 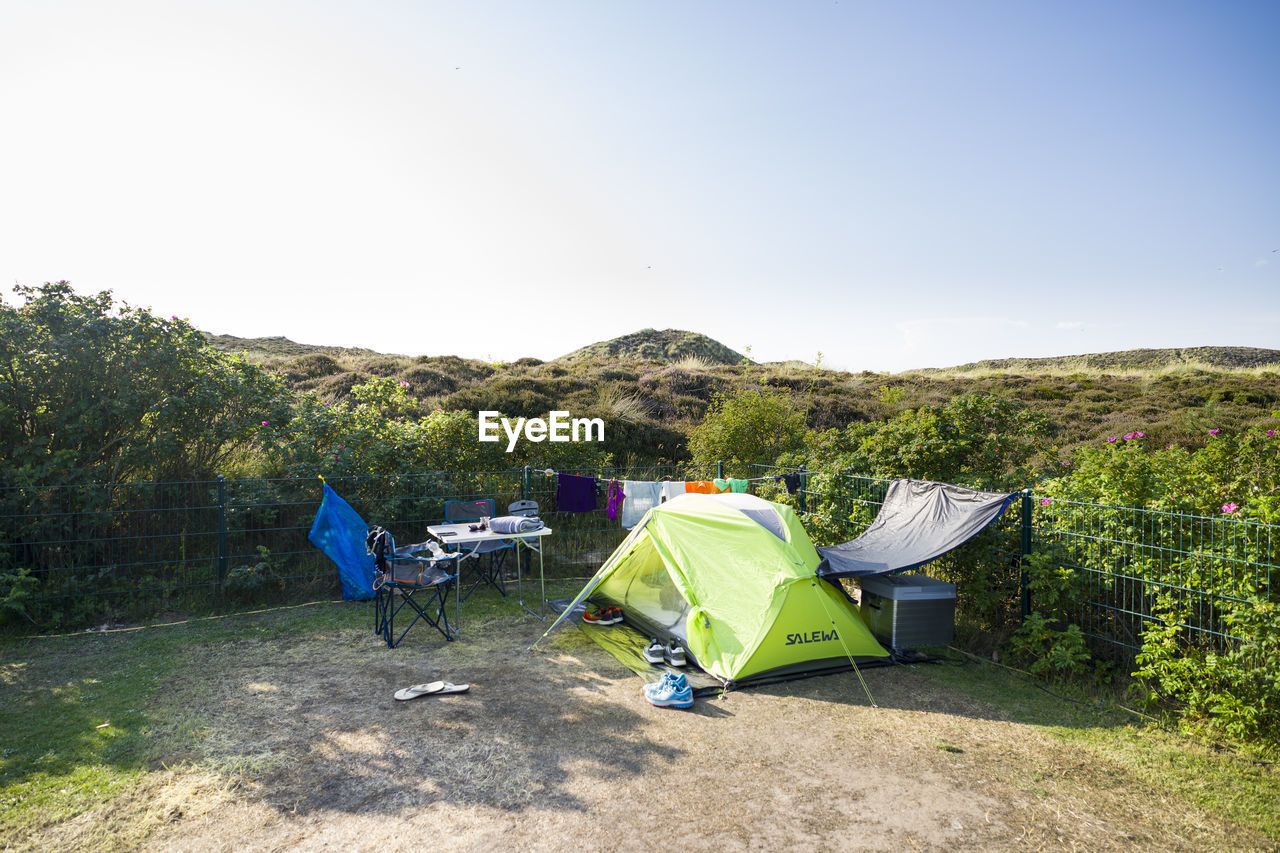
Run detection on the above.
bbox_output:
[23,604,1273,852]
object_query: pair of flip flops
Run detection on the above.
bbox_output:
[393,680,470,701]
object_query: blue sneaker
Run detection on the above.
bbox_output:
[643,672,677,694]
[643,672,693,709]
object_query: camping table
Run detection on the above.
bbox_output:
[426,523,553,631]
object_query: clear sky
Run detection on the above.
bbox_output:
[2,1,1277,372]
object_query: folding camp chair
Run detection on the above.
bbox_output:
[368,527,459,647]
[443,499,513,601]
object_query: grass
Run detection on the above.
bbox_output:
[2,629,178,843]
[0,601,352,847]
[910,650,1280,841]
[1,588,579,847]
[3,588,1277,849]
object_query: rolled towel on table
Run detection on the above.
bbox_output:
[489,515,545,535]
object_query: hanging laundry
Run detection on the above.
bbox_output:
[715,478,750,493]
[621,480,661,528]
[686,480,716,494]
[606,479,625,522]
[556,473,598,512]
[659,481,687,503]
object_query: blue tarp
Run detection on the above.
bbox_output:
[308,484,376,600]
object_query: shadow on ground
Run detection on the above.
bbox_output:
[155,608,688,817]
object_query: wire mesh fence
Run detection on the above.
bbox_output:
[796,470,1277,665]
[0,462,723,631]
[1031,498,1279,662]
[3,464,1275,664]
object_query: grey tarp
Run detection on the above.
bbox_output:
[815,479,1017,579]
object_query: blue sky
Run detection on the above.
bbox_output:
[2,1,1276,371]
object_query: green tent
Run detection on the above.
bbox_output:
[541,492,888,687]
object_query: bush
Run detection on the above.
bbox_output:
[0,567,38,628]
[806,393,1051,491]
[1008,552,1091,675]
[1044,422,1280,519]
[286,354,343,380]
[688,389,807,476]
[1135,597,1280,752]
[0,281,292,484]
[223,546,284,602]
[401,366,458,395]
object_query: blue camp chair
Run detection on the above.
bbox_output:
[443,499,514,601]
[367,527,459,647]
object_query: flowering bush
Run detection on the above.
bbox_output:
[1042,421,1280,521]
[1039,422,1280,752]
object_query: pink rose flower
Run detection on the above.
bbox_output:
[1222,503,1239,514]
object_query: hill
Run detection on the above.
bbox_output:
[203,333,382,361]
[198,329,1279,461]
[925,346,1280,375]
[557,328,750,365]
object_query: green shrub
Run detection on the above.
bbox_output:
[819,393,1051,490]
[0,567,39,628]
[1008,552,1091,675]
[401,366,458,395]
[688,389,807,476]
[287,353,343,380]
[1135,596,1280,752]
[0,281,292,484]
[223,546,283,603]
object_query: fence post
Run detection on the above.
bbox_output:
[216,475,228,597]
[1019,488,1033,619]
[716,460,724,480]
[522,465,531,501]
[797,466,808,514]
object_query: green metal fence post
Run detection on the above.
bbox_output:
[216,475,228,597]
[716,460,724,480]
[522,465,531,501]
[1019,488,1033,619]
[797,466,808,514]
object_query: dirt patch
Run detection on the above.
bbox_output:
[17,605,1272,851]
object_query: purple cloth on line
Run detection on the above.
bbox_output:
[606,480,625,521]
[556,474,598,513]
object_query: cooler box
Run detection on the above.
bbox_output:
[858,573,957,650]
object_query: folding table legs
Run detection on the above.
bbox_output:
[514,538,546,620]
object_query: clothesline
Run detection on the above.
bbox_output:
[548,468,807,527]
[535,467,804,484]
